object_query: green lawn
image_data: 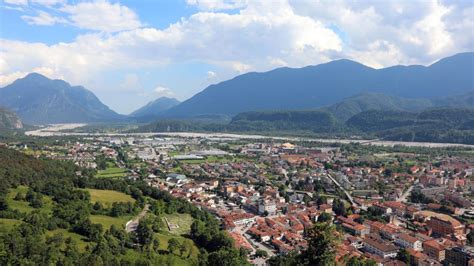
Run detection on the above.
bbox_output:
[85,188,135,207]
[90,214,133,230]
[7,186,53,215]
[179,155,232,164]
[95,167,128,178]
[154,231,200,258]
[163,213,193,235]
[0,218,23,234]
[45,229,89,251]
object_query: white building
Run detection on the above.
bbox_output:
[258,200,277,216]
[394,233,423,251]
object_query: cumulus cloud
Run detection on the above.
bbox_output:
[60,1,142,32]
[1,0,473,91]
[12,0,142,32]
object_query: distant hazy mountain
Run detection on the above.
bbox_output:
[130,97,180,119]
[162,52,474,118]
[0,73,123,124]
[0,108,22,131]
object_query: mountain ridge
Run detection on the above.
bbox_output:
[161,52,474,118]
[130,97,180,120]
[0,73,123,124]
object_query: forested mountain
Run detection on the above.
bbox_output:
[322,93,433,121]
[0,73,123,124]
[130,97,180,121]
[230,110,339,132]
[161,52,474,118]
[347,108,474,144]
[0,108,22,131]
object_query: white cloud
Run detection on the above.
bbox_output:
[153,86,174,97]
[4,0,28,5]
[21,10,66,26]
[289,0,472,66]
[30,0,65,6]
[1,0,473,97]
[207,70,217,79]
[186,0,248,11]
[60,1,142,32]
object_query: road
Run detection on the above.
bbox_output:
[325,174,359,209]
[397,179,418,202]
[125,204,150,233]
[243,232,275,257]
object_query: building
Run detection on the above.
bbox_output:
[445,246,474,266]
[427,216,464,238]
[258,200,277,216]
[394,233,422,251]
[423,239,446,262]
[363,236,399,259]
[166,173,188,184]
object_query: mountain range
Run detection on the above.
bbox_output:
[161,52,474,118]
[0,52,472,125]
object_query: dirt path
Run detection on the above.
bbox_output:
[125,204,150,233]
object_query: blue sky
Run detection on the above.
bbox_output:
[1,0,473,114]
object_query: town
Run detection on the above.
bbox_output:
[6,131,474,266]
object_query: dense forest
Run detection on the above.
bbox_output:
[0,147,249,265]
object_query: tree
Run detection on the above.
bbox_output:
[179,243,187,257]
[346,256,377,266]
[467,231,474,245]
[153,238,160,253]
[136,219,153,247]
[207,248,250,266]
[300,222,340,265]
[255,249,268,258]
[0,196,8,211]
[168,238,180,255]
[396,248,410,264]
[318,212,332,222]
[332,198,346,216]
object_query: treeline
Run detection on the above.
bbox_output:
[0,147,248,265]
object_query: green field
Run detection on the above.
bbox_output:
[7,186,54,214]
[163,213,193,235]
[0,218,22,234]
[85,188,135,207]
[154,231,200,258]
[179,155,233,164]
[45,229,89,251]
[90,214,133,230]
[95,167,128,178]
